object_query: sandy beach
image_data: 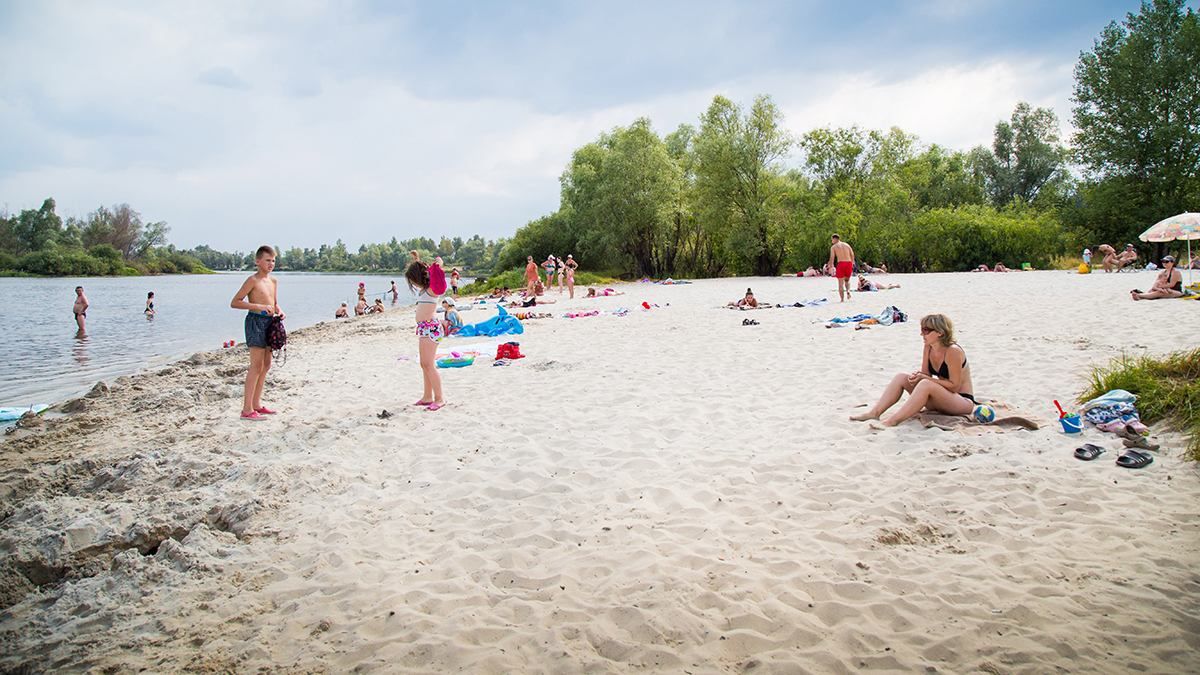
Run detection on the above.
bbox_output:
[2,270,1198,673]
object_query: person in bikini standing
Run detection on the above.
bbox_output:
[230,245,284,421]
[828,234,855,302]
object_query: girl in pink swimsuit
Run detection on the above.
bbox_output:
[407,256,449,411]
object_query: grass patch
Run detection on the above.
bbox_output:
[459,268,619,295]
[1050,255,1086,271]
[1080,348,1200,460]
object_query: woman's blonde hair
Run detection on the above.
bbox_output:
[920,314,955,347]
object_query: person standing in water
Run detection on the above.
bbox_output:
[144,291,156,318]
[73,286,89,333]
[828,234,855,302]
[389,280,399,304]
[230,245,284,422]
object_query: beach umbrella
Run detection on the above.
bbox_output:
[1138,212,1199,285]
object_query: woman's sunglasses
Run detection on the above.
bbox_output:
[920,327,936,334]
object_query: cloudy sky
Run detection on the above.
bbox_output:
[0,0,1145,250]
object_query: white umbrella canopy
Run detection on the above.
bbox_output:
[1138,212,1199,285]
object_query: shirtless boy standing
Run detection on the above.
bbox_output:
[230,245,284,421]
[828,234,855,302]
[72,286,89,333]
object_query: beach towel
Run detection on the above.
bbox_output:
[455,305,525,338]
[1080,389,1136,412]
[917,412,1041,432]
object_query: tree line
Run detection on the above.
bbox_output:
[0,200,208,276]
[495,0,1199,277]
[183,235,507,274]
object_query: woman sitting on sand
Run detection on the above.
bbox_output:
[727,288,758,309]
[850,314,975,427]
[994,262,1011,273]
[1131,256,1183,300]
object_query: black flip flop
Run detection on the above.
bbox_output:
[1116,449,1153,469]
[1123,436,1161,451]
[1074,443,1106,461]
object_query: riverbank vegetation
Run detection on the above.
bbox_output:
[1081,349,1200,461]
[184,235,506,277]
[0,200,209,276]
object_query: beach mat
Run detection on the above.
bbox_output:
[918,412,1042,432]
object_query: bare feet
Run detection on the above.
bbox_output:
[849,410,878,421]
[1130,289,1141,300]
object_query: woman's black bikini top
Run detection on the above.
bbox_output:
[929,348,967,380]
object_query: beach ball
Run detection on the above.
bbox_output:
[972,404,996,424]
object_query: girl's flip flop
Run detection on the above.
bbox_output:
[1073,444,1106,461]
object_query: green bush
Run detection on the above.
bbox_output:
[19,249,107,276]
[1080,349,1200,461]
[0,251,17,271]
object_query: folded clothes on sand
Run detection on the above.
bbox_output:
[826,305,907,327]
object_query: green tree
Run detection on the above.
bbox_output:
[134,221,170,258]
[13,198,62,253]
[975,102,1070,207]
[694,95,793,275]
[1072,0,1200,237]
[560,118,681,276]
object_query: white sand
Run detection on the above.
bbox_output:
[2,270,1198,672]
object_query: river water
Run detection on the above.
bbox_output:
[0,272,459,407]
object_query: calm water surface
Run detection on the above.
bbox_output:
[0,272,462,407]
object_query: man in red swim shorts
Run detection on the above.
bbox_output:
[828,234,856,302]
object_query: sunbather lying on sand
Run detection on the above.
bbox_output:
[585,287,623,297]
[857,275,900,292]
[993,262,1011,273]
[726,288,759,309]
[850,313,977,427]
[509,296,557,308]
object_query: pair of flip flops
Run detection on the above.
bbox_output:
[742,318,760,326]
[1074,443,1154,469]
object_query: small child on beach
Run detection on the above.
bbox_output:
[441,298,462,336]
[408,255,449,411]
[229,245,283,421]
